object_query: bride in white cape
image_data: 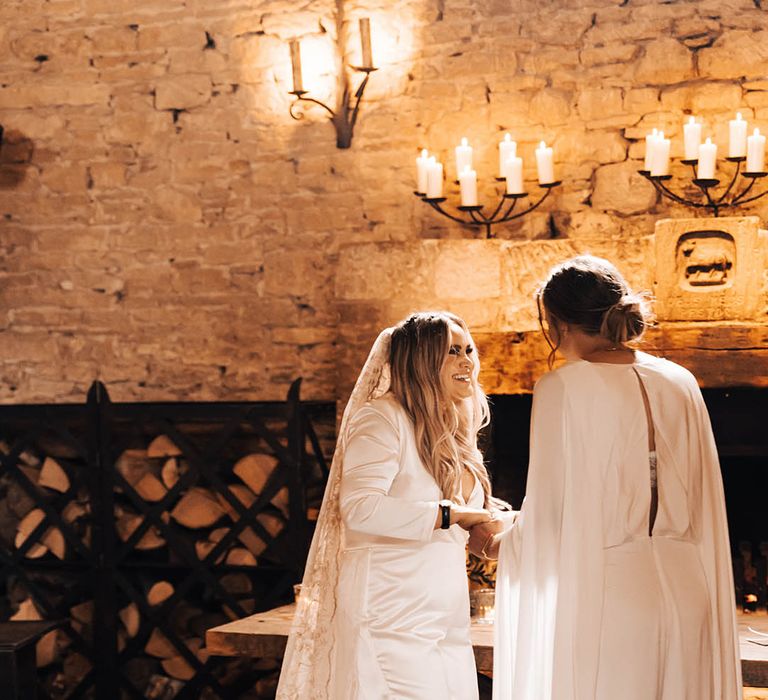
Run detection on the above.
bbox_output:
[478,256,741,700]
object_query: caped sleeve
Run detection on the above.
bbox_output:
[494,371,569,699]
[688,378,742,695]
[339,405,439,542]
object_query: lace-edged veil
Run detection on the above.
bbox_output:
[276,328,394,699]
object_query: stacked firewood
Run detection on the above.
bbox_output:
[0,427,308,699]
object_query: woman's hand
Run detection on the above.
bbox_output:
[468,510,518,559]
[451,505,493,530]
[468,521,501,559]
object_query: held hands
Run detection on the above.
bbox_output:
[467,510,518,559]
[451,504,494,530]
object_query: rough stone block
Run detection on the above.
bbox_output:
[592,161,658,215]
[154,74,212,110]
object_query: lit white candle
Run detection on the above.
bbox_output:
[416,149,430,194]
[458,165,478,206]
[535,141,554,184]
[504,155,524,194]
[498,133,517,178]
[746,128,766,173]
[697,137,717,179]
[650,131,670,176]
[426,157,443,198]
[643,128,659,172]
[729,112,748,158]
[455,137,473,177]
[683,117,702,161]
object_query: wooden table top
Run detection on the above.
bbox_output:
[207,605,768,687]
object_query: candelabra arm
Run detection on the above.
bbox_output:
[499,186,553,222]
[349,70,374,131]
[289,93,337,120]
[731,177,758,206]
[426,199,476,227]
[643,174,713,210]
[715,159,741,204]
[729,186,768,207]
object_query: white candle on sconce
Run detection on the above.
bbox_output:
[359,18,373,69]
[697,137,717,179]
[683,117,702,161]
[649,131,670,176]
[426,157,443,198]
[746,128,766,173]
[504,155,524,194]
[498,133,517,178]
[729,112,748,158]
[644,128,659,172]
[288,40,304,93]
[458,165,478,206]
[455,137,473,177]
[416,149,430,194]
[535,141,554,184]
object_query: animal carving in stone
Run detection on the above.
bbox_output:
[675,231,736,289]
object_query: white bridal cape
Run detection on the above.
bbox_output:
[493,352,742,700]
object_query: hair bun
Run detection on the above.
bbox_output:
[600,293,648,344]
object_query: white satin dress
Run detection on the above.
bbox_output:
[332,393,480,700]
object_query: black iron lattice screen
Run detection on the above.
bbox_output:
[0,379,331,699]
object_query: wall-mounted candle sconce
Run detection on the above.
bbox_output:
[288,18,377,149]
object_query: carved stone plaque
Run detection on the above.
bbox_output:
[654,216,763,321]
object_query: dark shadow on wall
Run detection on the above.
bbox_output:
[0,128,34,189]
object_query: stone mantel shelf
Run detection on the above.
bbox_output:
[476,323,768,395]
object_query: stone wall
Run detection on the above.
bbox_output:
[1,0,767,403]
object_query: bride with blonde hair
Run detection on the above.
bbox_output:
[277,311,503,699]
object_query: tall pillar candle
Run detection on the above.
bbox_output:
[697,138,717,179]
[504,155,524,194]
[683,117,702,161]
[650,132,670,176]
[498,133,517,178]
[535,141,554,184]
[729,112,748,158]
[644,128,659,171]
[416,149,430,194]
[426,158,443,198]
[289,40,304,93]
[359,18,373,69]
[747,128,766,173]
[458,166,478,206]
[455,137,473,178]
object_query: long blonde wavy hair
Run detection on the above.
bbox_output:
[388,311,499,507]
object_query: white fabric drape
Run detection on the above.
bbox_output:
[276,329,393,700]
[493,353,741,700]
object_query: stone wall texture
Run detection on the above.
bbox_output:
[1,0,768,403]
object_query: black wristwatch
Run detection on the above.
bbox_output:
[439,499,452,529]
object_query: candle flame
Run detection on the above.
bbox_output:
[652,128,658,135]
[421,148,428,157]
[737,112,743,120]
[428,155,436,163]
[705,137,712,144]
[539,140,546,148]
[754,128,761,136]
[504,133,511,142]
[461,137,468,147]
[688,116,696,124]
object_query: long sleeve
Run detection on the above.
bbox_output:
[494,371,569,700]
[339,405,439,542]
[689,380,742,697]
